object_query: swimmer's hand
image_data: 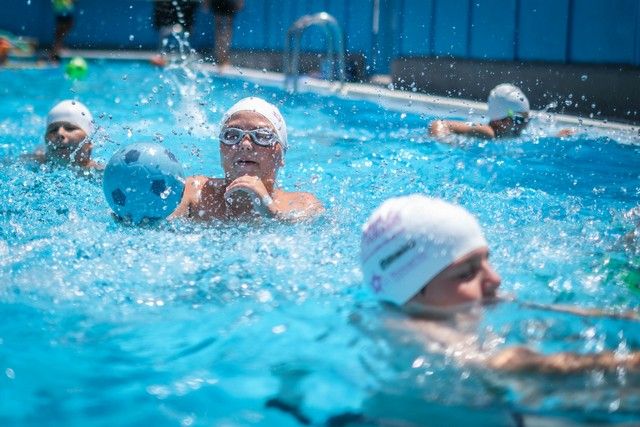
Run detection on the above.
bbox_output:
[224,175,276,217]
[428,120,451,137]
[557,128,576,138]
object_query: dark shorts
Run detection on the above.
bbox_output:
[210,0,241,16]
[153,0,198,31]
[55,14,74,26]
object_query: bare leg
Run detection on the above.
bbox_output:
[214,14,233,66]
[52,18,73,61]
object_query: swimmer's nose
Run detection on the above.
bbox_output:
[238,134,253,150]
[482,261,501,296]
[50,126,68,143]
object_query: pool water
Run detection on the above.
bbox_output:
[1,60,640,425]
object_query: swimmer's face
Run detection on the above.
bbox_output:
[491,112,529,137]
[407,247,501,308]
[220,111,284,182]
[45,121,88,159]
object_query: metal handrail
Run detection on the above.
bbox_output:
[284,12,346,93]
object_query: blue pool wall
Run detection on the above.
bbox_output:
[3,0,640,73]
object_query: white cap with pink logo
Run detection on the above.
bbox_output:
[221,97,288,152]
[360,195,488,305]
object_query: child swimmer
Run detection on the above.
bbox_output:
[361,195,640,373]
[27,100,103,170]
[429,83,530,140]
[171,97,323,222]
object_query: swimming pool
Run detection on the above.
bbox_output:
[1,59,639,426]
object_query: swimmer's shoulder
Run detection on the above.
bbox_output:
[274,189,324,218]
[171,175,226,220]
[182,175,222,193]
[170,175,206,219]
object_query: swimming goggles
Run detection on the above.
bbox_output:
[219,127,280,147]
[507,110,529,126]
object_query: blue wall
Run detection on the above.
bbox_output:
[2,0,640,73]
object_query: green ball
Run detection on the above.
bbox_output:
[65,57,88,80]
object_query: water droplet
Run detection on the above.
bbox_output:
[129,35,134,41]
[581,74,588,81]
[272,325,286,334]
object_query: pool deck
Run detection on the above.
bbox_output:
[58,50,640,136]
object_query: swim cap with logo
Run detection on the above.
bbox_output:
[46,100,94,135]
[487,83,529,121]
[221,97,288,151]
[361,195,488,305]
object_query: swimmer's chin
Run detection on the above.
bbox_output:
[404,301,480,319]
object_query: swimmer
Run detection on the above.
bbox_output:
[361,195,640,373]
[172,97,323,221]
[430,83,530,140]
[26,100,102,170]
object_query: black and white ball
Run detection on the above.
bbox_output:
[103,142,185,223]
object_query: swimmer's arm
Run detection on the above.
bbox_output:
[488,346,640,374]
[429,120,495,139]
[169,176,203,219]
[507,298,640,321]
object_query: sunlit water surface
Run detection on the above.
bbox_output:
[1,60,639,426]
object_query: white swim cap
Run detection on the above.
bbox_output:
[46,100,94,135]
[361,195,488,305]
[221,97,288,151]
[487,83,530,121]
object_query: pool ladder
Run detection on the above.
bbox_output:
[284,12,346,93]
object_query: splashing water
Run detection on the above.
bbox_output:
[1,60,640,425]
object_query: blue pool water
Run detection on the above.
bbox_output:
[1,60,640,425]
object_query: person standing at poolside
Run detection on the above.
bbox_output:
[171,97,323,222]
[204,0,244,67]
[51,0,76,62]
[429,83,530,140]
[361,195,640,373]
[25,100,102,170]
[0,37,12,66]
[150,0,201,67]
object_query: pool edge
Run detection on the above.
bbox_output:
[63,50,640,135]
